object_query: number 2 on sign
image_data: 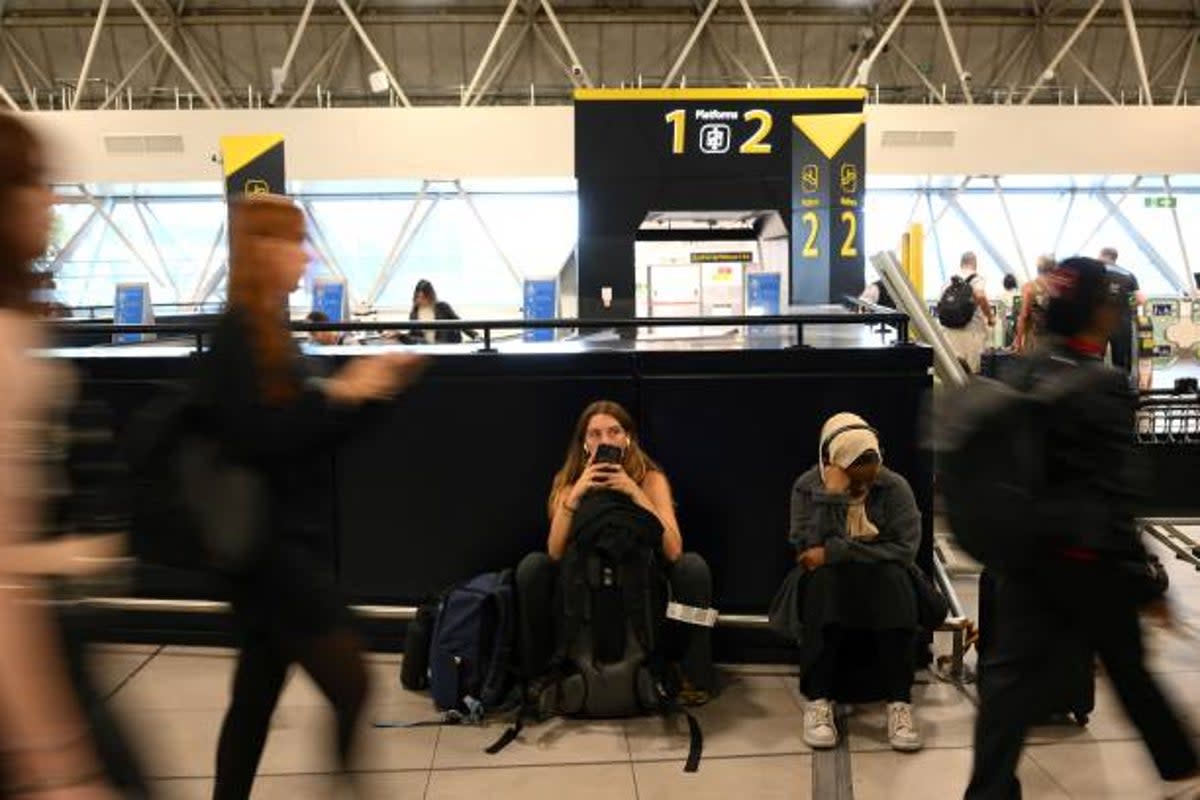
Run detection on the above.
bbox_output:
[801,211,858,260]
[801,212,819,258]
[840,210,858,258]
[665,109,774,155]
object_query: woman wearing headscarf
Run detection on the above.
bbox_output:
[787,413,923,753]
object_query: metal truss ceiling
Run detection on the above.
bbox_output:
[0,1,1197,109]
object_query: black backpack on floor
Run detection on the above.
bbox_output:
[937,274,979,329]
[490,492,703,772]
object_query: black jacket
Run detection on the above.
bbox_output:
[196,309,360,553]
[408,301,477,344]
[1000,340,1145,558]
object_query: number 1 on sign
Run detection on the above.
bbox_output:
[665,109,686,155]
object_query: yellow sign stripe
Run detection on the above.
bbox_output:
[791,113,864,160]
[219,134,284,178]
[574,87,867,102]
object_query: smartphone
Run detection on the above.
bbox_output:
[593,443,623,465]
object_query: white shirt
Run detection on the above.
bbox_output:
[959,268,988,328]
[417,305,436,344]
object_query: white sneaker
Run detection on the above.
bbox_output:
[887,702,923,752]
[804,699,838,749]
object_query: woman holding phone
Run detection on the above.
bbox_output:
[516,400,715,700]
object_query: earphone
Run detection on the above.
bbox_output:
[820,423,879,464]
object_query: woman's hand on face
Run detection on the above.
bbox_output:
[797,546,827,571]
[823,465,851,494]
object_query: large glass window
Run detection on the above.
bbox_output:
[46,174,1198,316]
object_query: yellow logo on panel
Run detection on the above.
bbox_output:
[801,164,820,193]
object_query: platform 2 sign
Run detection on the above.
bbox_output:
[791,114,865,305]
[574,88,866,312]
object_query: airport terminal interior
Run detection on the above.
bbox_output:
[2,1,1200,798]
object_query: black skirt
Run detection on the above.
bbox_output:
[228,541,354,642]
[798,561,918,670]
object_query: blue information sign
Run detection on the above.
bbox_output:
[113,283,152,344]
[746,272,782,336]
[312,279,347,323]
[523,279,557,343]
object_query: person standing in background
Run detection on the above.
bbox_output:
[1015,255,1055,354]
[407,279,477,344]
[202,195,426,800]
[1098,247,1146,379]
[939,251,996,373]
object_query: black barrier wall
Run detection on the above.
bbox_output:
[67,345,934,623]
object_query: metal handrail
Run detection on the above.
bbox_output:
[51,308,913,353]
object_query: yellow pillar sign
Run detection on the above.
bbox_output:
[219,134,286,198]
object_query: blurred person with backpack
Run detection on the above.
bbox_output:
[1014,254,1055,354]
[784,414,928,753]
[958,257,1199,799]
[516,401,716,706]
[200,195,426,800]
[0,113,136,800]
[938,251,995,373]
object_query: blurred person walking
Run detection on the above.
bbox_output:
[1013,255,1055,354]
[0,113,135,799]
[202,195,426,799]
[964,258,1199,800]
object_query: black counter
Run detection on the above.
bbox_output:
[64,342,935,654]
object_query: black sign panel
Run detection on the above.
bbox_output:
[574,88,866,315]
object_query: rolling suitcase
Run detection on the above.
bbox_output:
[977,569,1094,726]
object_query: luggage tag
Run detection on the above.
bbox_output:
[666,601,718,628]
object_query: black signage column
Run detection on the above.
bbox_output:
[790,114,865,305]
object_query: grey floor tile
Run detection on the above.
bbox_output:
[627,687,809,762]
[111,651,422,713]
[852,749,1069,800]
[426,762,636,800]
[148,777,213,800]
[151,772,430,799]
[121,706,439,779]
[431,717,630,770]
[88,649,155,698]
[1026,739,1168,798]
[634,754,812,800]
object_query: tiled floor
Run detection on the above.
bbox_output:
[88,532,1200,798]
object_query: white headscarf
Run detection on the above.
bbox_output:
[818,412,882,540]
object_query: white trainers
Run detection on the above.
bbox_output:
[887,702,923,752]
[804,699,838,749]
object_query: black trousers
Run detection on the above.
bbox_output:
[1109,321,1135,374]
[213,621,368,800]
[801,627,915,704]
[516,551,716,693]
[966,561,1197,799]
